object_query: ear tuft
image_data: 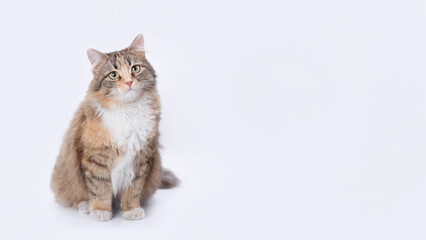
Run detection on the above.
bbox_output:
[87,48,107,68]
[129,33,145,52]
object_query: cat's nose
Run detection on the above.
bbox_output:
[125,80,133,87]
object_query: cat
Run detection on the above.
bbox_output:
[50,34,178,221]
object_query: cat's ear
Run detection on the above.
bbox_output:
[87,48,107,68]
[129,33,145,52]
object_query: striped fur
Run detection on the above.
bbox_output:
[50,34,178,221]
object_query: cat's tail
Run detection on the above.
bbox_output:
[160,168,179,189]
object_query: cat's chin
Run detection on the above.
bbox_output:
[116,89,143,103]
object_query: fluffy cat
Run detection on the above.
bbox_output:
[50,34,178,221]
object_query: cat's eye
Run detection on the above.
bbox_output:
[108,71,120,80]
[131,65,141,74]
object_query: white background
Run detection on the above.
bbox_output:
[1,0,426,239]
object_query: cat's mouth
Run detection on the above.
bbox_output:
[123,87,136,92]
[116,87,142,101]
[127,88,141,93]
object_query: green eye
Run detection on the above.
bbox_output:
[131,65,141,74]
[108,71,119,80]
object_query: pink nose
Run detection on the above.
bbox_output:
[125,81,133,87]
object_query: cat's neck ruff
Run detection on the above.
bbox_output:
[95,93,156,146]
[95,93,156,195]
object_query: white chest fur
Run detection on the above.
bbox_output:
[97,96,156,195]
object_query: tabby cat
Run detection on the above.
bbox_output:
[50,34,178,221]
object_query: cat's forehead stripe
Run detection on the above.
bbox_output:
[108,51,127,69]
[117,54,128,70]
[123,53,131,66]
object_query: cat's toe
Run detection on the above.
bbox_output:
[90,210,112,221]
[78,201,90,214]
[122,207,145,220]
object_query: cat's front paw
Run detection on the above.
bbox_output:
[122,207,145,220]
[78,201,90,214]
[90,210,112,222]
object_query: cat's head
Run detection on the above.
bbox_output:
[87,34,156,104]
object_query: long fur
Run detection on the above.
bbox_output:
[160,168,180,189]
[50,34,178,221]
